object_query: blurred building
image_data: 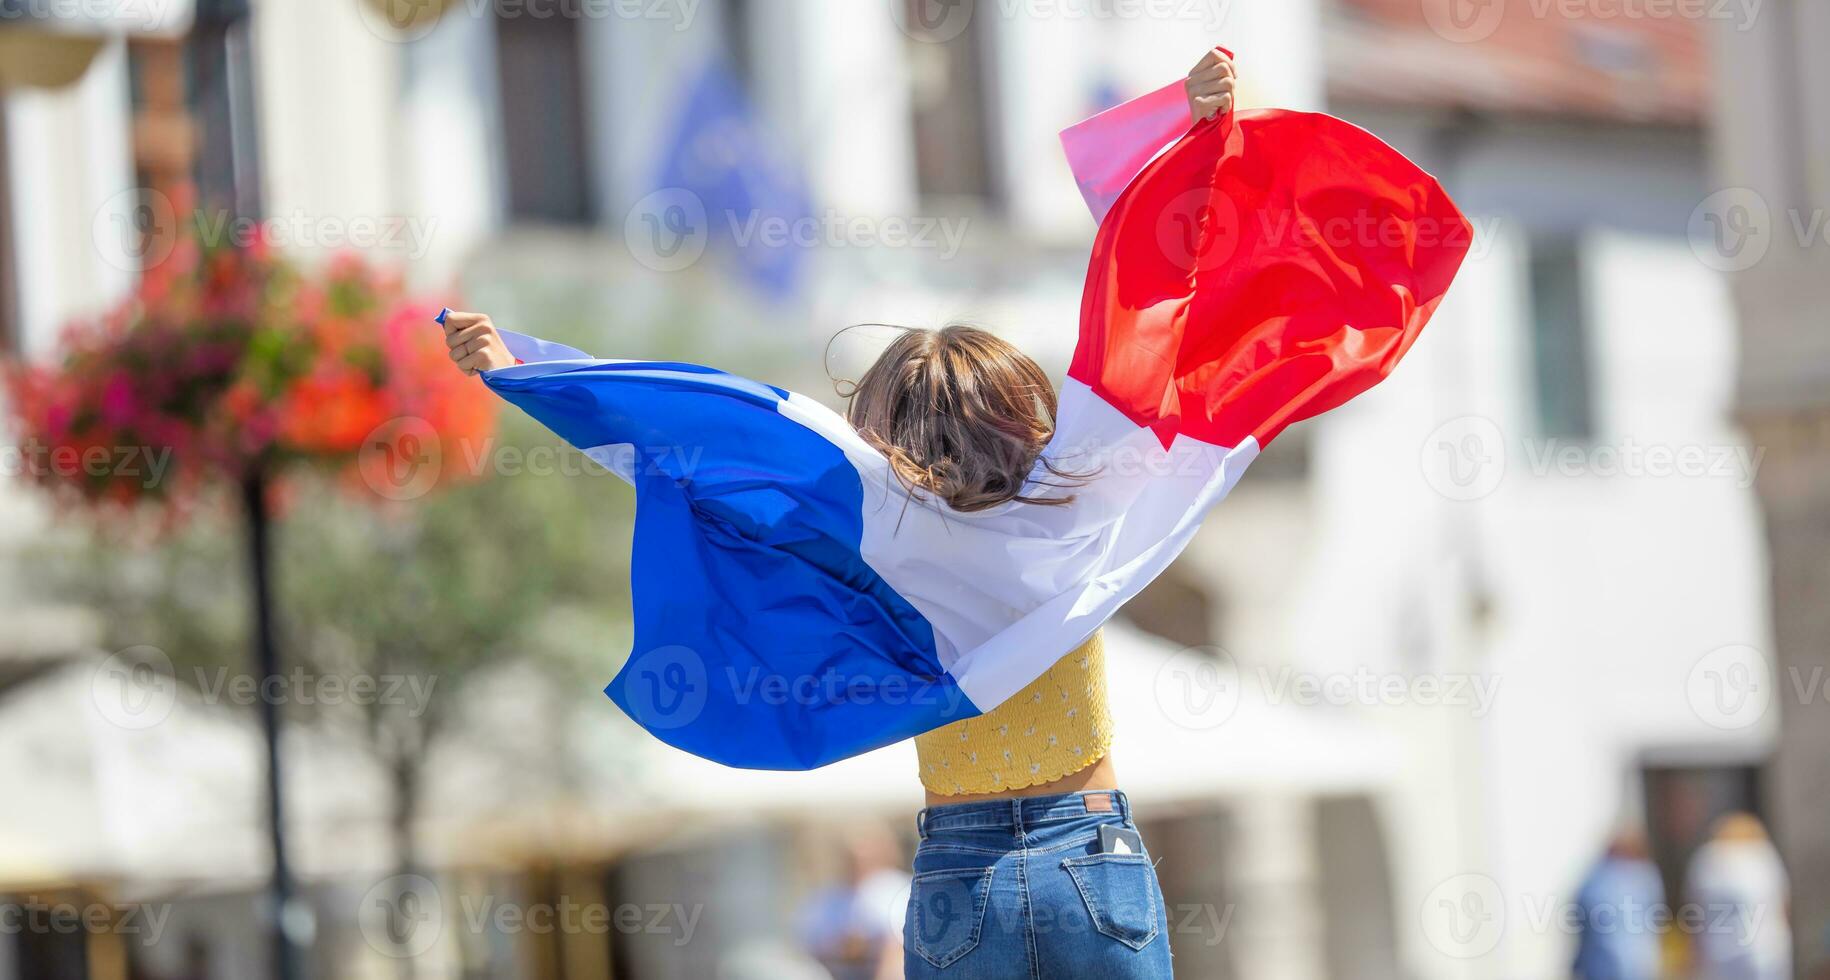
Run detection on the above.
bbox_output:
[0,0,1792,978]
[1711,1,1830,975]
[1306,3,1773,978]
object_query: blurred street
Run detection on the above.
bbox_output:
[1,0,1827,978]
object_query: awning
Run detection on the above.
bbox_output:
[0,0,196,89]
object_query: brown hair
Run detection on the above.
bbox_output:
[842,324,1079,512]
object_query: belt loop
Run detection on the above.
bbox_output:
[1114,790,1129,823]
[1010,798,1023,837]
[917,808,929,839]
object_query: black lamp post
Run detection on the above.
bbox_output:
[189,3,303,979]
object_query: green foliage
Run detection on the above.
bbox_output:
[41,406,634,747]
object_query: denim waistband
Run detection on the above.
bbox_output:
[917,790,1131,838]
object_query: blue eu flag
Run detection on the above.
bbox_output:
[651,57,813,300]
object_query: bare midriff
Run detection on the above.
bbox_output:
[924,751,1119,808]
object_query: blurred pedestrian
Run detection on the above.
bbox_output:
[1571,828,1665,980]
[795,824,909,980]
[1685,812,1790,980]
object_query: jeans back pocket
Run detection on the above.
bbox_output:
[1061,853,1161,951]
[907,865,995,969]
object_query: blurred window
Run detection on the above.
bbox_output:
[723,0,755,89]
[126,38,192,192]
[495,0,595,225]
[903,0,1002,209]
[1641,763,1766,915]
[5,890,89,980]
[0,109,16,353]
[1527,235,1596,439]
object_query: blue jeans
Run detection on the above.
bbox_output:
[903,790,1173,979]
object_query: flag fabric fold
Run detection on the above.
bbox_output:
[480,68,1472,770]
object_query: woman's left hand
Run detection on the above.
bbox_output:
[441,311,516,376]
[1185,47,1237,123]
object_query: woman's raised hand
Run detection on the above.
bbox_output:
[441,310,515,376]
[1185,47,1237,123]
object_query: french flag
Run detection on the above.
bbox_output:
[479,74,1472,769]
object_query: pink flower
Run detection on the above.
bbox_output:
[100,374,139,427]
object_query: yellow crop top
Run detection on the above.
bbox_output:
[916,631,1113,796]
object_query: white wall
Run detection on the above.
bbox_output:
[1227,211,1771,978]
[254,0,497,284]
[3,36,136,356]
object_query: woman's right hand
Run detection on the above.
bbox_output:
[1185,47,1237,123]
[441,311,515,376]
